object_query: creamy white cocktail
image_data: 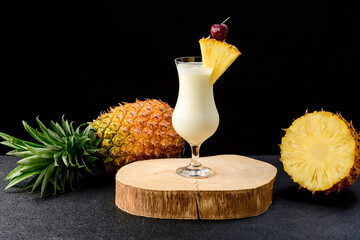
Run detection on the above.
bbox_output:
[172,57,219,177]
[172,60,219,145]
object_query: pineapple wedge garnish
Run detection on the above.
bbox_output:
[199,38,241,85]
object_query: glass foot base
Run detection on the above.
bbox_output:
[176,165,214,178]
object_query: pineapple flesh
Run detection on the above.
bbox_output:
[199,38,241,85]
[280,111,360,194]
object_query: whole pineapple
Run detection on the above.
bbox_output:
[92,99,185,173]
[0,99,184,196]
[280,110,360,194]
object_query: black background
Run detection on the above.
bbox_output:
[2,0,359,156]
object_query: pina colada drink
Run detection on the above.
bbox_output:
[172,61,219,146]
[172,57,217,178]
[173,19,241,178]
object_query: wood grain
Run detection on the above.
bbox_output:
[115,155,277,219]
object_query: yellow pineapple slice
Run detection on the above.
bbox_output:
[199,38,241,85]
[280,111,360,194]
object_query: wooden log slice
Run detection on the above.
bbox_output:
[115,155,277,220]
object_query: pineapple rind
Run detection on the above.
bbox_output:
[92,99,185,174]
[280,110,360,194]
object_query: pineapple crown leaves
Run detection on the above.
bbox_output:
[0,116,102,197]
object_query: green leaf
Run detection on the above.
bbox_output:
[4,165,22,180]
[75,123,88,135]
[62,151,69,167]
[74,155,82,168]
[53,165,63,194]
[50,120,65,137]
[23,121,53,146]
[53,151,62,167]
[85,155,99,163]
[61,116,72,136]
[0,132,30,150]
[31,168,48,193]
[82,149,90,156]
[68,153,76,167]
[0,140,24,150]
[0,132,45,150]
[94,138,102,147]
[70,121,75,135]
[64,136,76,167]
[7,150,33,158]
[23,141,46,149]
[83,124,92,137]
[5,169,42,190]
[19,164,48,173]
[76,136,89,151]
[65,135,75,151]
[36,117,63,145]
[17,155,52,166]
[79,155,91,172]
[22,176,37,190]
[83,158,104,175]
[89,131,99,144]
[41,163,55,197]
[24,143,58,158]
[84,147,100,155]
[51,179,62,192]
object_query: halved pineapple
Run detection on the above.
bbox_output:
[280,111,360,194]
[199,38,241,85]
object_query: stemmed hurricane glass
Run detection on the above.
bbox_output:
[172,57,219,178]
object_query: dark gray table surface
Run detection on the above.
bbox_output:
[1,155,359,240]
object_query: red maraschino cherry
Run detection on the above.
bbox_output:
[211,17,230,41]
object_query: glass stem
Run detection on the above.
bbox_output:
[190,144,201,167]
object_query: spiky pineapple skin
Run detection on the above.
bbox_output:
[280,110,360,194]
[320,113,360,194]
[92,99,185,174]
